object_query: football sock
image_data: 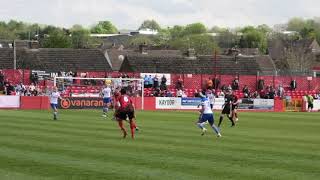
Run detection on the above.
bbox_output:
[118,121,127,138]
[53,112,57,119]
[103,107,108,114]
[228,116,235,126]
[197,122,206,129]
[211,124,220,135]
[218,116,223,127]
[130,121,136,139]
[235,113,238,119]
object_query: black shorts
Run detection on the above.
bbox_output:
[222,105,231,114]
[308,103,314,109]
[232,105,238,110]
[116,109,135,120]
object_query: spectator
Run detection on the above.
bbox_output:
[160,75,167,90]
[277,84,284,98]
[181,91,187,98]
[31,72,39,85]
[218,91,225,98]
[221,84,227,91]
[232,77,239,90]
[213,77,220,89]
[144,75,149,88]
[136,82,142,97]
[243,85,250,98]
[176,77,183,90]
[0,70,4,85]
[207,78,213,90]
[252,91,260,98]
[153,88,160,97]
[160,90,166,97]
[29,83,36,96]
[166,90,173,97]
[5,82,15,95]
[148,75,154,88]
[176,89,183,97]
[227,84,232,91]
[316,90,320,100]
[268,87,276,99]
[258,79,264,91]
[290,80,297,91]
[153,75,159,89]
[15,82,26,96]
[259,90,267,99]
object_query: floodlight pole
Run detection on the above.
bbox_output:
[13,40,16,70]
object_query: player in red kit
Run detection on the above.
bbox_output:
[231,91,240,122]
[116,88,138,139]
[112,88,121,120]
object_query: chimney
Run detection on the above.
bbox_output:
[185,48,196,60]
[139,43,148,54]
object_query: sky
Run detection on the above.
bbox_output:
[0,0,319,29]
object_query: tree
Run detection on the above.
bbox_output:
[139,20,161,31]
[91,21,118,34]
[239,26,268,53]
[43,30,72,48]
[168,25,185,39]
[183,23,207,36]
[209,26,228,33]
[284,42,315,72]
[71,25,102,48]
[129,35,155,46]
[71,25,90,48]
[170,34,218,55]
[287,17,306,32]
[153,28,171,46]
[0,27,17,40]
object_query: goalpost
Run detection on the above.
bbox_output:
[53,76,145,110]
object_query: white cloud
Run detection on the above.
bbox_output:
[0,0,319,29]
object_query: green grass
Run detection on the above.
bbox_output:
[0,110,319,180]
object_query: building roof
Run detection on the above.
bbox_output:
[0,48,112,72]
[106,49,182,71]
[119,53,276,75]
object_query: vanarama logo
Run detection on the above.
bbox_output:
[59,98,104,109]
[61,98,71,109]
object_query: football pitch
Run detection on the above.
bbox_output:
[0,110,319,180]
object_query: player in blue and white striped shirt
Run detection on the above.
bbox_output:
[197,97,221,137]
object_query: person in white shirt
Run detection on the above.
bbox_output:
[206,89,215,109]
[50,86,62,120]
[29,83,36,96]
[196,97,221,137]
[176,89,183,97]
[101,85,112,118]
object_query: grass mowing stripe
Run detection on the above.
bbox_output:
[0,122,319,159]
[1,121,318,155]
[0,110,319,180]
[1,129,319,179]
[0,146,206,180]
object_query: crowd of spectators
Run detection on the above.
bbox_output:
[142,75,320,100]
[144,74,171,97]
[2,69,320,100]
[0,70,47,96]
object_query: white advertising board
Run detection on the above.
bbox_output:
[0,96,20,108]
[156,97,181,109]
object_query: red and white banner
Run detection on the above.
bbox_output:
[0,96,20,108]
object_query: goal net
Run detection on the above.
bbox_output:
[53,76,145,110]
